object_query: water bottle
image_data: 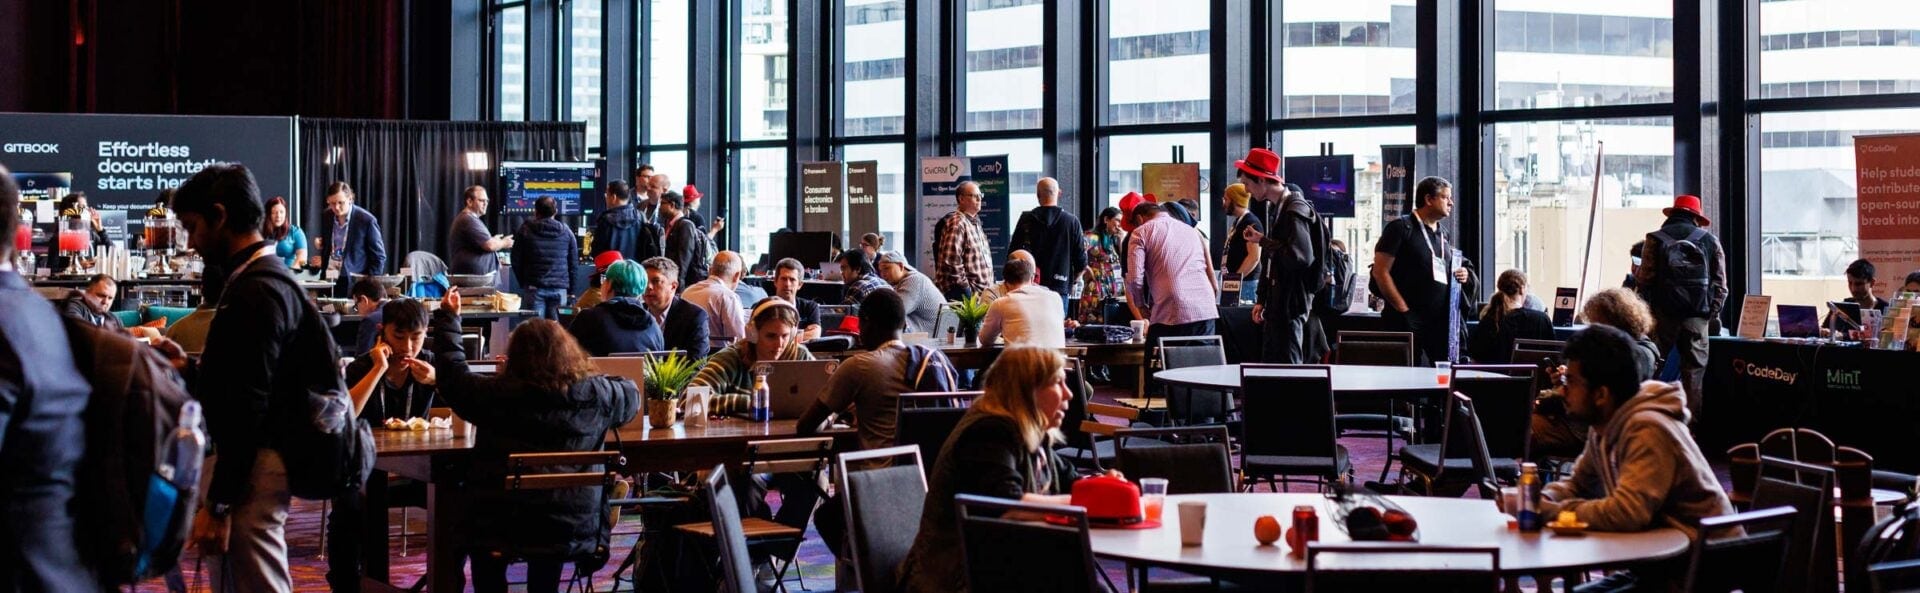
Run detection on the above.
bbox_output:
[1516,462,1542,532]
[162,401,207,492]
[750,374,771,422]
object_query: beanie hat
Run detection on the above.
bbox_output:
[1225,183,1250,209]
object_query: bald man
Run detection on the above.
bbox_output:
[1008,177,1087,311]
[933,181,995,300]
[680,250,748,344]
[995,250,1037,299]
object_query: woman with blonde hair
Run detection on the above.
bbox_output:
[1581,287,1661,379]
[689,296,815,415]
[1467,269,1555,363]
[897,346,1110,592]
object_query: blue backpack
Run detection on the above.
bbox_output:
[904,344,960,392]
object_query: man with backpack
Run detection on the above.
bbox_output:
[1373,176,1467,365]
[591,181,664,264]
[1635,194,1726,415]
[1235,148,1325,364]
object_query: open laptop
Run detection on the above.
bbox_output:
[590,357,649,386]
[1776,304,1821,338]
[755,359,837,420]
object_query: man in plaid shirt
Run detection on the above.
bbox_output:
[934,181,996,300]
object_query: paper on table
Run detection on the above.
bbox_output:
[1737,295,1772,339]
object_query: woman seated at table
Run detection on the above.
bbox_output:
[689,297,815,416]
[567,259,665,356]
[1581,288,1660,379]
[1467,269,1555,363]
[429,290,640,593]
[896,346,1117,593]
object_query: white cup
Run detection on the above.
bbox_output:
[1130,319,1149,343]
[1178,501,1207,546]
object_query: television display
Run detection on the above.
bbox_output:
[499,161,594,215]
[1283,155,1356,218]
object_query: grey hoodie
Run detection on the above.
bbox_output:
[1541,380,1734,541]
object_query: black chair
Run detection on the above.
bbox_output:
[1114,426,1234,494]
[894,391,982,463]
[494,450,624,593]
[1869,558,1920,593]
[1751,456,1836,593]
[702,464,756,593]
[1334,331,1418,481]
[1156,336,1231,425]
[1396,392,1508,496]
[1511,338,1565,355]
[954,494,1111,593]
[1058,358,1148,471]
[674,438,833,593]
[1451,364,1536,476]
[835,446,927,593]
[1680,505,1798,593]
[1240,364,1350,491]
[1304,543,1501,592]
[1858,501,1920,590]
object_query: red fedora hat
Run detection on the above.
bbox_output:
[1046,474,1161,530]
[1235,148,1283,183]
[1663,194,1711,227]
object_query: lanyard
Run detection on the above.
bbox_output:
[222,244,278,299]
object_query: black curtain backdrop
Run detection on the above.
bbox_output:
[298,119,585,270]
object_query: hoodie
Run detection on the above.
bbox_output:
[1007,205,1087,296]
[512,217,579,291]
[589,203,663,263]
[1540,380,1733,541]
[567,297,666,356]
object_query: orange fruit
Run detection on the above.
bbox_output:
[1254,515,1282,545]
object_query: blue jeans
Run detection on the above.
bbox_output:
[523,287,567,320]
[1238,278,1260,305]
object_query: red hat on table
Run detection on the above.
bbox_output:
[1045,474,1161,530]
[683,185,703,205]
[593,251,624,273]
[1235,148,1284,183]
[1663,194,1711,227]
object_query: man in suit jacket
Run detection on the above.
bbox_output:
[641,256,712,358]
[0,166,100,591]
[321,183,388,290]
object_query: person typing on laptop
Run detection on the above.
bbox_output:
[689,297,816,417]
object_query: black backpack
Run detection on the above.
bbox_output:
[1646,227,1715,317]
[1316,247,1353,316]
[239,263,377,501]
[1295,198,1332,295]
[65,319,200,585]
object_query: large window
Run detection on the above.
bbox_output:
[736,0,789,141]
[645,0,691,146]
[960,138,1045,214]
[1279,1,1417,117]
[839,143,908,247]
[569,0,603,152]
[498,5,527,122]
[963,0,1045,131]
[1106,0,1210,125]
[735,148,790,260]
[1279,127,1416,256]
[841,0,906,136]
[1492,3,1674,109]
[1105,133,1214,221]
[1491,118,1675,293]
[1759,0,1920,100]
[1759,108,1920,307]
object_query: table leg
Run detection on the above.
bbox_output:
[1135,364,1147,399]
[362,470,390,582]
[427,482,465,592]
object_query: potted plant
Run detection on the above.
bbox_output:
[950,293,991,347]
[643,352,702,428]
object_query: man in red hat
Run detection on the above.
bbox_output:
[681,184,726,243]
[1234,147,1323,363]
[1635,194,1725,414]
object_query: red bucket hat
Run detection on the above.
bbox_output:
[682,184,703,205]
[1235,148,1283,183]
[1045,474,1161,530]
[593,251,625,273]
[1663,194,1710,227]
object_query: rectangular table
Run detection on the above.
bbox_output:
[366,418,855,592]
[1700,337,1920,473]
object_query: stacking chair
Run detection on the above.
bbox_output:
[1152,336,1231,425]
[835,446,928,593]
[894,391,982,463]
[1333,331,1419,480]
[1730,426,1893,587]
[675,438,833,592]
[1114,426,1235,494]
[1058,358,1150,471]
[494,450,625,593]
[1868,559,1920,593]
[1751,456,1836,593]
[1679,505,1798,593]
[1857,501,1920,592]
[1397,393,1504,496]
[1240,365,1350,491]
[702,464,756,593]
[1451,364,1536,477]
[1305,544,1501,592]
[1335,331,1417,365]
[954,494,1112,593]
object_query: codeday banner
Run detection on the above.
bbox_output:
[799,161,846,239]
[846,160,880,246]
[0,113,297,220]
[1854,133,1920,298]
[916,155,1011,271]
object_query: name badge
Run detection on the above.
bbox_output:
[1431,254,1448,283]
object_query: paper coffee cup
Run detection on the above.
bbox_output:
[1178,501,1207,546]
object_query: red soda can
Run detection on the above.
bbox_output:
[1292,505,1319,557]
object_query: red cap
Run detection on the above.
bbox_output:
[1663,194,1710,227]
[1118,192,1145,232]
[1047,475,1160,530]
[683,185,703,205]
[1235,147,1283,183]
[594,251,624,272]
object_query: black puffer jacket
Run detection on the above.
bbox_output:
[589,204,663,263]
[428,307,640,558]
[567,297,666,356]
[1007,205,1086,296]
[512,217,579,291]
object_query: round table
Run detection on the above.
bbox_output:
[1154,364,1503,396]
[1088,493,1690,584]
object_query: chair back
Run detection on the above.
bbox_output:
[1511,338,1565,354]
[1751,456,1836,593]
[1336,341,1413,366]
[836,446,927,593]
[1157,336,1226,370]
[1682,505,1798,593]
[1239,365,1338,460]
[954,494,1104,593]
[1305,543,1500,592]
[931,304,959,339]
[895,391,982,462]
[704,464,757,593]
[1114,426,1234,494]
[1869,558,1920,593]
[1451,365,1537,462]
[1858,501,1920,584]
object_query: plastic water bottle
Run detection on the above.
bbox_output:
[750,374,771,422]
[1516,462,1542,532]
[161,401,207,492]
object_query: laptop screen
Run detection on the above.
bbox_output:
[1776,305,1820,338]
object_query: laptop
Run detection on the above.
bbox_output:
[755,359,838,420]
[590,357,649,386]
[1776,304,1820,338]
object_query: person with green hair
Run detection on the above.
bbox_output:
[566,259,665,356]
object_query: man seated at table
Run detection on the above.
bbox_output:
[348,275,388,355]
[1540,324,1733,592]
[681,250,748,345]
[771,257,822,341]
[979,257,1067,348]
[329,298,438,592]
[991,250,1037,301]
[567,260,666,357]
[1825,258,1891,335]
[641,256,711,358]
[876,250,945,333]
[56,273,161,339]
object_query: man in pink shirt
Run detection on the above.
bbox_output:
[1124,201,1220,350]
